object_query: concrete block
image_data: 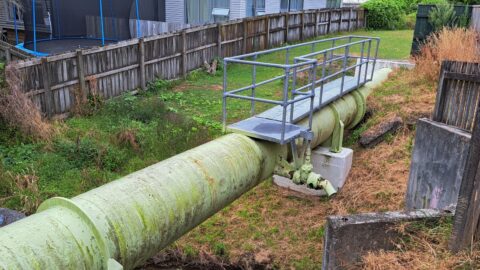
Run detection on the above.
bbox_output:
[273,147,353,196]
[322,209,453,270]
[406,118,471,210]
[312,147,353,191]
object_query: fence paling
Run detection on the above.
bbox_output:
[8,8,365,117]
[433,61,480,132]
[431,60,480,252]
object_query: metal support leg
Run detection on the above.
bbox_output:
[325,103,344,153]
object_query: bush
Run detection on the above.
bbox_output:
[420,0,448,4]
[405,12,418,29]
[363,0,406,30]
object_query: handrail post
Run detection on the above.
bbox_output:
[357,41,365,87]
[281,67,290,144]
[364,39,372,83]
[251,55,257,116]
[371,39,380,80]
[222,59,228,133]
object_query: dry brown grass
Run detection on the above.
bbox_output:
[8,170,42,215]
[0,65,53,141]
[362,220,480,270]
[415,28,480,82]
[116,128,140,151]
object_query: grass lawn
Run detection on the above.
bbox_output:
[1,29,415,268]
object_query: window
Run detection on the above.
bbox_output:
[246,0,265,17]
[5,0,23,22]
[326,0,341,8]
[280,0,304,12]
[186,0,230,25]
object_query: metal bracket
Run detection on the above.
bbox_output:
[325,104,344,153]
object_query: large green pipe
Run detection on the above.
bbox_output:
[0,69,391,270]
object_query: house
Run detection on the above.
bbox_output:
[0,0,51,44]
[166,0,342,26]
[342,0,367,8]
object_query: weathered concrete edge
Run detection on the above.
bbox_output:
[322,208,454,270]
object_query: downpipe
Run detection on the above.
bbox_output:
[0,69,392,270]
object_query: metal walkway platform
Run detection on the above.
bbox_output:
[222,36,380,145]
[228,117,310,143]
[258,75,360,123]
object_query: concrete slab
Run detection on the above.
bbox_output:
[322,209,454,270]
[273,175,327,196]
[406,118,471,210]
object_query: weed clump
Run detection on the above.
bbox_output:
[415,28,479,82]
[0,65,53,141]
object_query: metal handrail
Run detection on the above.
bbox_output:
[222,35,380,145]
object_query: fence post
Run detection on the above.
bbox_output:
[300,11,305,41]
[5,48,11,64]
[41,58,53,118]
[76,50,87,104]
[217,23,222,58]
[432,61,448,122]
[348,8,352,31]
[266,16,271,49]
[181,30,187,78]
[450,103,480,252]
[364,9,368,28]
[243,19,248,54]
[339,9,343,32]
[138,38,146,90]
[314,10,319,36]
[356,9,360,29]
[327,10,332,34]
[285,13,289,44]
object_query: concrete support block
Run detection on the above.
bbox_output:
[312,147,353,191]
[322,209,453,270]
[406,118,471,210]
[273,147,353,196]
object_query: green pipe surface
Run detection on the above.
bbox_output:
[0,69,392,270]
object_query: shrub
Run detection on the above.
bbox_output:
[54,138,99,168]
[415,28,480,82]
[428,3,457,31]
[405,12,418,29]
[363,0,406,30]
[420,0,448,4]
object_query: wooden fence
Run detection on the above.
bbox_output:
[8,7,365,118]
[432,61,480,251]
[0,40,33,63]
[433,61,480,132]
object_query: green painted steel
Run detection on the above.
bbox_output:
[0,69,392,270]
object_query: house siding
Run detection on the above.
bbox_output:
[304,0,327,9]
[265,0,281,14]
[230,0,246,20]
[165,0,185,24]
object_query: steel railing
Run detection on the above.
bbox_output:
[222,35,380,144]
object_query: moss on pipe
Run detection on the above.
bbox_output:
[0,68,392,270]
